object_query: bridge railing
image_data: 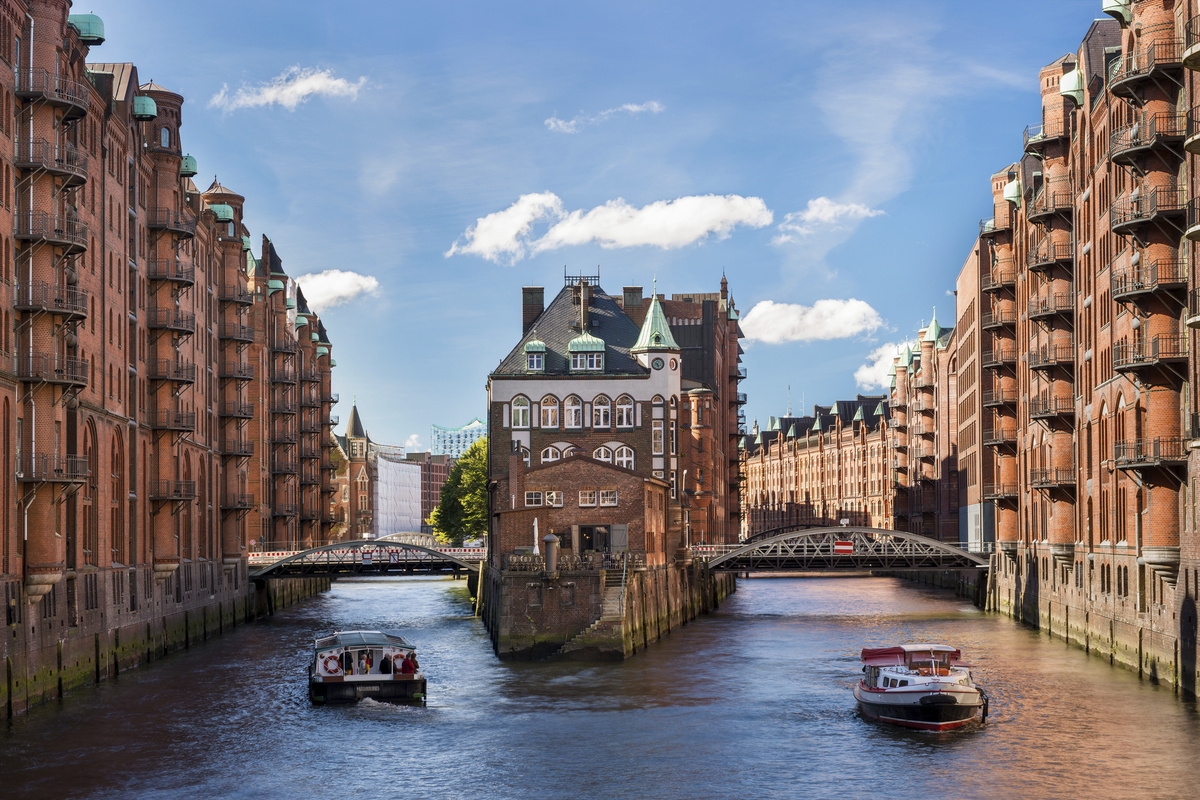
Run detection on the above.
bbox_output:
[504,550,647,573]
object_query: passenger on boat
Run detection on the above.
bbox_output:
[380,653,392,674]
[400,653,416,674]
[358,652,369,674]
[341,651,353,675]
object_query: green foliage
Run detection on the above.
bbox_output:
[429,437,488,546]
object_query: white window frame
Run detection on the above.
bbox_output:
[525,491,543,507]
[527,352,543,371]
[540,396,558,428]
[614,446,634,470]
[546,490,564,507]
[541,446,561,464]
[512,396,530,429]
[599,489,618,507]
[593,446,613,463]
[564,396,583,428]
[652,420,664,455]
[593,396,611,429]
[579,490,597,507]
[616,395,634,428]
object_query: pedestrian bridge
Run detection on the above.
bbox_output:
[249,539,484,579]
[693,527,989,572]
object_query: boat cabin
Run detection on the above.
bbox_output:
[313,630,418,680]
[859,644,968,689]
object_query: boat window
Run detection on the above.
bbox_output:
[899,680,909,687]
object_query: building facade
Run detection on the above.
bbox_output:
[431,418,485,458]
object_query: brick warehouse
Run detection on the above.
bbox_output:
[481,274,740,659]
[1,3,336,717]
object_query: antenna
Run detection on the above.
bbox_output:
[787,385,792,417]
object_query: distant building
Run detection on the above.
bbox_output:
[432,418,486,458]
[403,451,457,529]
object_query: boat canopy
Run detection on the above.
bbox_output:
[860,645,962,666]
[314,630,414,654]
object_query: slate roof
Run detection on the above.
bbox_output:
[744,394,890,456]
[346,404,368,439]
[493,284,649,376]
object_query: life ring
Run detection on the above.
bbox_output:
[323,654,342,674]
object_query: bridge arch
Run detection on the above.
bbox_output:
[707,526,988,572]
[250,539,480,579]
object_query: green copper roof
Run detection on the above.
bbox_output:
[316,346,329,357]
[853,407,864,422]
[295,317,308,328]
[631,294,679,352]
[330,359,337,367]
[285,297,296,309]
[754,431,763,445]
[898,344,912,368]
[1003,176,1022,208]
[208,203,234,223]
[311,331,320,341]
[923,310,942,343]
[874,402,886,417]
[568,331,606,352]
[180,154,197,178]
[1060,68,1084,105]
[811,415,822,432]
[787,424,797,438]
[68,14,105,45]
[1102,0,1131,28]
[132,96,157,121]
[267,279,284,295]
[241,235,252,251]
[524,331,546,353]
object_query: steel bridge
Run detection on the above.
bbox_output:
[696,526,989,572]
[249,540,482,580]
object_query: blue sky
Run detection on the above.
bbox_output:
[101,0,1101,447]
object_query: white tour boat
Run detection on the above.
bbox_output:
[309,630,426,704]
[853,644,988,731]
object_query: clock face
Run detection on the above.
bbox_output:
[652,358,665,370]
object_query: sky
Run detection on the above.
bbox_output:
[98,0,1105,447]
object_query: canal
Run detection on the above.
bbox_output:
[4,575,1200,799]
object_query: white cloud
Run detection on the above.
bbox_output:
[855,342,907,390]
[446,192,771,264]
[404,434,422,451]
[741,299,883,344]
[545,101,664,133]
[774,197,884,244]
[294,270,380,311]
[209,67,367,112]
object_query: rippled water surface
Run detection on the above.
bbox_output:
[4,575,1200,799]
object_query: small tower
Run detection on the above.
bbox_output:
[630,289,681,368]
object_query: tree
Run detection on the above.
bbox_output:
[429,437,488,546]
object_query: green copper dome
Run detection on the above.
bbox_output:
[132,96,157,122]
[208,203,234,223]
[180,154,197,178]
[632,293,679,352]
[524,330,546,353]
[69,14,105,46]
[568,331,605,352]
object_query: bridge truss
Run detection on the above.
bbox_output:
[250,540,480,580]
[702,527,988,572]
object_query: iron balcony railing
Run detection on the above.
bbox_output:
[981,310,1017,329]
[272,430,298,444]
[147,409,196,430]
[273,504,299,517]
[147,260,195,284]
[1023,120,1068,153]
[1027,237,1074,271]
[982,483,1018,500]
[299,368,322,383]
[1110,185,1185,232]
[299,418,321,433]
[148,359,197,383]
[979,208,1013,237]
[15,282,88,317]
[1027,179,1074,219]
[1110,259,1186,301]
[272,460,299,475]
[218,286,254,305]
[15,69,89,114]
[300,446,321,459]
[982,427,1018,446]
[1030,467,1077,487]
[272,369,297,383]
[1187,15,1200,57]
[1110,113,1185,162]
[1114,438,1186,468]
[271,337,298,353]
[221,438,254,457]
[219,362,254,380]
[147,308,196,333]
[328,414,340,427]
[1029,396,1075,418]
[14,138,88,182]
[219,402,254,418]
[1028,344,1075,369]
[732,366,747,380]
[16,353,88,385]
[272,400,298,414]
[219,323,255,342]
[982,389,1017,406]
[221,493,255,510]
[981,270,1016,292]
[1191,288,1200,322]
[981,348,1017,368]
[149,480,197,501]
[15,453,88,483]
[1109,38,1183,93]
[1027,293,1074,319]
[1113,335,1187,370]
[147,208,197,236]
[15,211,88,250]
[325,392,340,404]
[301,394,320,408]
[301,471,320,485]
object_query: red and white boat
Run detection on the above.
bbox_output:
[853,644,988,731]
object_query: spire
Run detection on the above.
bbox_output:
[811,415,823,432]
[852,406,864,422]
[631,290,679,352]
[786,385,792,416]
[346,402,367,439]
[922,308,942,343]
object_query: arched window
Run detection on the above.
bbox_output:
[541,396,559,428]
[521,447,530,467]
[616,395,634,428]
[615,446,634,469]
[564,396,582,428]
[593,446,613,463]
[511,396,530,428]
[541,446,561,464]
[160,126,170,148]
[593,396,611,429]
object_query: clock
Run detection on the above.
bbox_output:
[652,357,665,370]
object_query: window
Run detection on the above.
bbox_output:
[599,489,618,507]
[652,420,664,455]
[616,395,634,428]
[593,446,613,463]
[527,352,543,371]
[358,495,368,511]
[615,446,634,469]
[546,490,564,507]
[512,396,530,428]
[541,396,558,428]
[670,470,677,499]
[579,490,597,507]
[160,127,170,148]
[593,396,611,428]
[521,447,530,467]
[541,446,561,464]
[564,396,582,428]
[670,420,677,455]
[525,491,543,507]
[571,352,603,371]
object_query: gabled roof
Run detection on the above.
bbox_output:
[631,294,680,352]
[345,404,368,439]
[922,310,942,343]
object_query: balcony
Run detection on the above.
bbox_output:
[1023,120,1068,156]
[272,369,297,384]
[910,399,931,412]
[731,366,747,381]
[14,138,88,185]
[1189,289,1200,329]
[1114,438,1186,469]
[981,348,1016,368]
[982,483,1018,501]
[1026,237,1073,273]
[890,417,907,431]
[982,389,1017,407]
[147,409,196,431]
[1029,396,1075,421]
[16,454,88,483]
[1110,37,1183,98]
[221,438,254,458]
[15,282,88,319]
[221,493,255,510]
[218,323,255,343]
[16,353,87,386]
[218,286,254,305]
[300,446,321,460]
[1110,186,1185,235]
[981,310,1016,330]
[982,427,1018,447]
[299,368,322,383]
[1027,180,1073,222]
[328,415,340,427]
[913,423,934,437]
[981,269,1016,293]
[300,394,320,408]
[1187,16,1200,71]
[218,362,254,381]
[15,211,88,252]
[274,504,300,517]
[1110,113,1185,165]
[979,210,1013,239]
[299,418,320,433]
[1111,259,1186,302]
[147,308,196,334]
[1029,344,1075,371]
[325,392,340,404]
[272,460,299,475]
[916,445,936,460]
[301,508,320,521]
[732,392,747,406]
[1027,293,1074,321]
[271,337,297,353]
[1030,467,1076,488]
[272,430,298,444]
[271,400,297,415]
[219,402,254,419]
[15,69,89,119]
[147,260,195,285]
[147,208,196,238]
[1113,335,1187,373]
[149,480,197,501]
[148,359,196,384]
[301,472,320,485]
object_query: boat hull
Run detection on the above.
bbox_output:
[854,685,982,731]
[309,677,427,704]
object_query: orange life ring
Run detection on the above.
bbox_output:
[323,654,342,674]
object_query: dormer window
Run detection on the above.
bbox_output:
[527,352,543,371]
[568,331,605,372]
[524,331,546,372]
[571,352,602,371]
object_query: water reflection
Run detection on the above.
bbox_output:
[3,575,1200,799]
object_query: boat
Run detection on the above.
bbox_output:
[853,644,988,731]
[309,630,427,704]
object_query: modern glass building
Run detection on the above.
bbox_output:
[431,418,486,458]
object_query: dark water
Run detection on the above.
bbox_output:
[4,575,1199,799]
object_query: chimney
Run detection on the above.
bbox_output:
[623,286,643,309]
[522,287,544,335]
[508,440,526,507]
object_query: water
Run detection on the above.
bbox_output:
[4,575,1199,799]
